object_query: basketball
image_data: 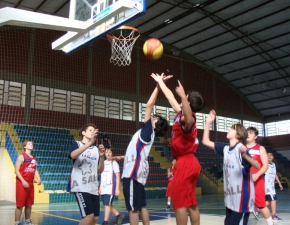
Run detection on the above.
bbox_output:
[143,38,163,60]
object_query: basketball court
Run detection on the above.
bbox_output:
[0,189,289,224]
[0,0,289,225]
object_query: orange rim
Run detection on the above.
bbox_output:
[106,26,140,41]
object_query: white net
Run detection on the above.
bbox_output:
[107,26,140,66]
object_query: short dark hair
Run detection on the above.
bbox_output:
[246,126,259,136]
[80,123,97,137]
[232,124,247,144]
[153,114,169,137]
[188,90,205,112]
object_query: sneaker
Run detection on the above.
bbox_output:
[116,214,124,225]
[166,205,170,211]
[102,221,108,225]
[252,209,259,220]
[273,214,282,221]
[25,221,35,225]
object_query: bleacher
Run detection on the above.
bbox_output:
[4,124,170,202]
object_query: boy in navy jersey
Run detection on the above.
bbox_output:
[68,123,105,225]
[121,74,170,225]
[15,140,41,225]
[203,110,260,225]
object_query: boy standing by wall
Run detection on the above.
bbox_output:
[15,140,41,225]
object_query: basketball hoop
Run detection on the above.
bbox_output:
[107,26,140,66]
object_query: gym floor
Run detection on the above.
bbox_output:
[0,189,289,225]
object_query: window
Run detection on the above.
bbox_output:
[216,116,241,132]
[0,80,25,107]
[243,120,264,136]
[266,120,290,136]
[91,95,135,121]
[31,85,86,114]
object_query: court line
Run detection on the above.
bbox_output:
[32,210,81,223]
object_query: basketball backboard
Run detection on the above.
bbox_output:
[52,0,146,54]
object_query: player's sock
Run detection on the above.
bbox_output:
[14,221,20,225]
[265,216,273,225]
[167,202,171,205]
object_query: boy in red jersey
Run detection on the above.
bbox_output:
[246,127,273,225]
[14,140,41,225]
[151,73,204,225]
[166,158,176,210]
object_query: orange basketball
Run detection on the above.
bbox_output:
[143,38,163,60]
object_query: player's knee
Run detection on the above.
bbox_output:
[93,216,99,223]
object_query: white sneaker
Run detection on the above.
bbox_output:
[252,210,259,220]
[273,214,282,222]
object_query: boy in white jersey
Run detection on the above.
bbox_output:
[122,74,170,225]
[203,110,260,225]
[68,123,105,225]
[100,148,124,225]
[265,153,283,221]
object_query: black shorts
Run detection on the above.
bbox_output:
[74,192,100,218]
[102,194,115,206]
[123,178,146,212]
[225,208,250,225]
[266,194,277,201]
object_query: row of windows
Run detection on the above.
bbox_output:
[0,79,277,136]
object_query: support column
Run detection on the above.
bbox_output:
[25,29,35,125]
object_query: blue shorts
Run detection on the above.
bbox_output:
[102,194,115,205]
[225,208,250,225]
[74,192,100,218]
[123,178,146,212]
[266,194,277,201]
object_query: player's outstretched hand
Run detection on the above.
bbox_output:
[151,73,164,83]
[206,110,216,123]
[175,80,186,98]
[98,144,105,157]
[163,74,173,83]
[112,156,124,161]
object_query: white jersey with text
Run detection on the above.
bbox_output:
[265,163,276,195]
[121,128,154,186]
[69,141,99,195]
[223,142,255,213]
[101,160,120,195]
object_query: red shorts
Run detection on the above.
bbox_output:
[254,175,266,208]
[165,180,173,197]
[171,154,201,209]
[16,179,34,207]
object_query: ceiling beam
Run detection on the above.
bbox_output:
[258,103,290,111]
[53,0,69,15]
[244,86,286,97]
[183,5,290,50]
[34,0,48,12]
[169,0,268,45]
[14,0,24,8]
[228,65,290,83]
[220,54,290,75]
[251,94,290,104]
[192,19,290,57]
[219,42,290,67]
[143,0,217,36]
[203,30,290,62]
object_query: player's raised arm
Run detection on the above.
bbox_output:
[151,73,180,112]
[202,110,216,150]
